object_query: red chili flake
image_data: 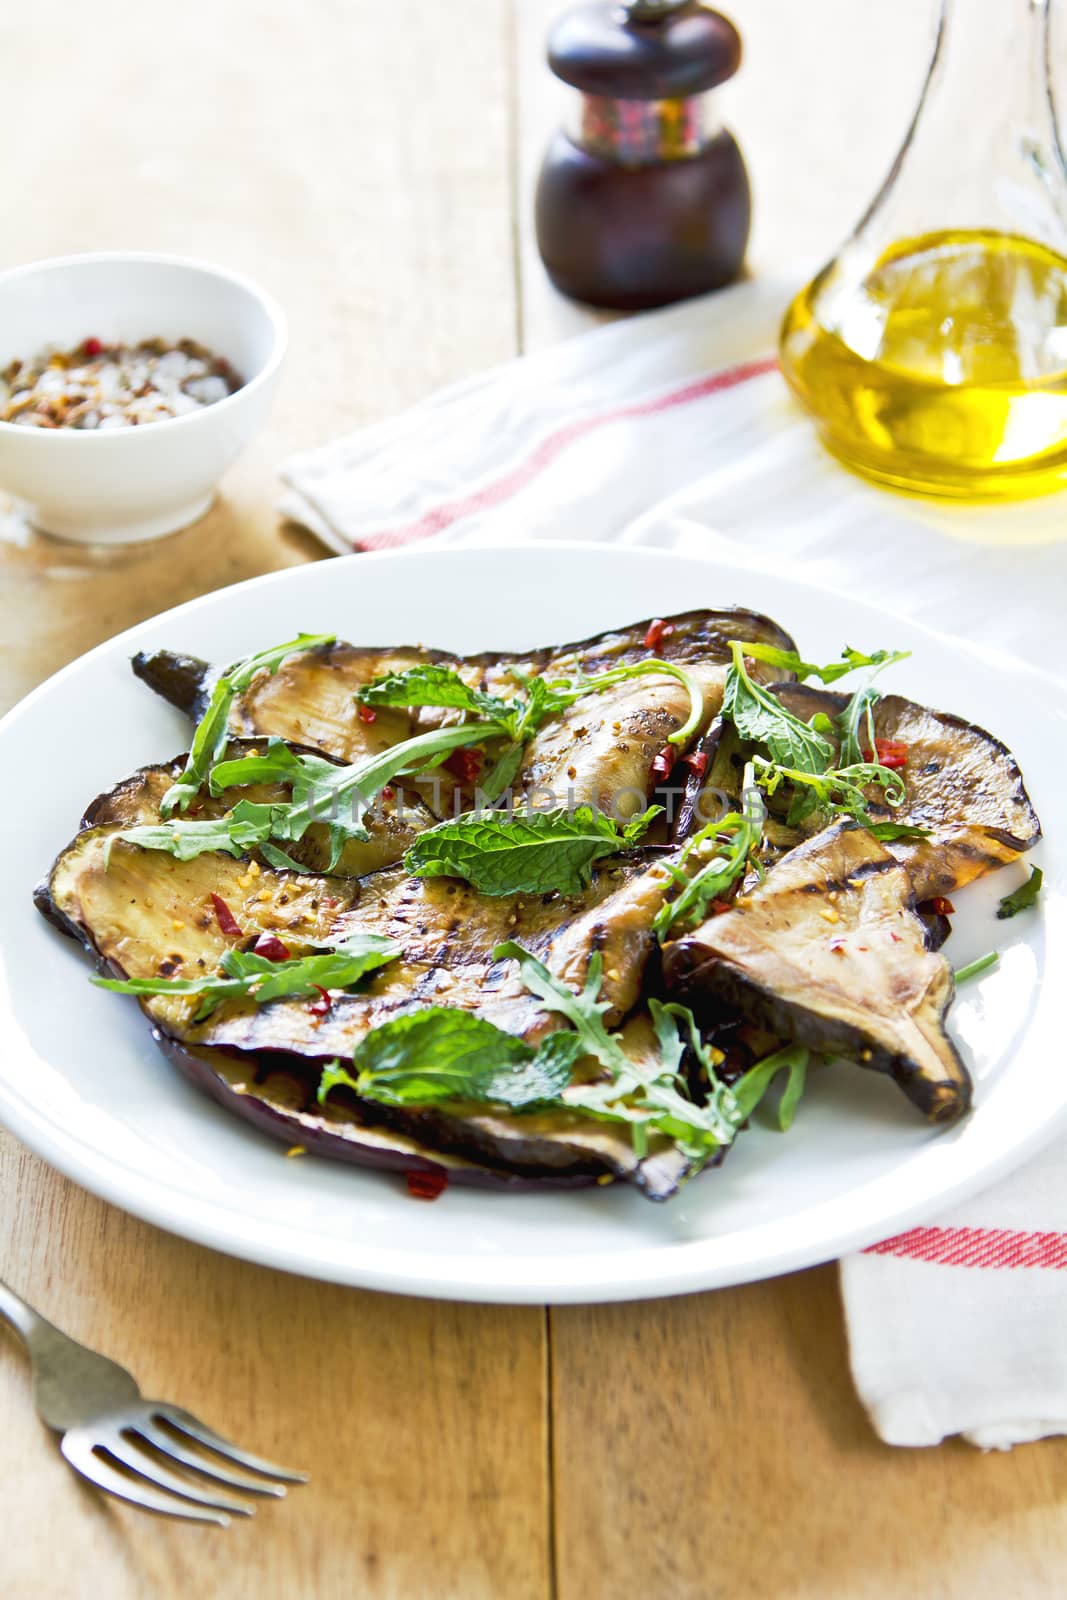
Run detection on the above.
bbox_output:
[889,932,902,943]
[874,738,908,770]
[444,747,482,785]
[322,896,338,910]
[210,893,243,938]
[252,932,291,962]
[651,745,676,784]
[308,984,332,1017]
[83,336,103,357]
[381,785,396,800]
[681,750,708,779]
[406,1169,449,1201]
[644,618,673,650]
[829,938,847,954]
[710,899,733,917]
[357,704,377,724]
[929,897,956,916]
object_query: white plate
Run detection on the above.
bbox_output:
[0,543,1061,1303]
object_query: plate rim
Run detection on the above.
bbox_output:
[1,539,1061,1304]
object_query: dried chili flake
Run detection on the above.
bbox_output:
[252,932,291,962]
[829,938,847,955]
[209,893,243,938]
[873,738,908,770]
[357,704,377,724]
[651,745,676,784]
[644,618,673,650]
[929,897,956,916]
[83,337,103,357]
[681,750,708,779]
[710,899,733,917]
[381,785,396,800]
[308,985,332,1017]
[406,1169,449,1201]
[445,747,482,785]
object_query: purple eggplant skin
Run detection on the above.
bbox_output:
[156,1034,601,1193]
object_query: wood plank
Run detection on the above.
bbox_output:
[551,1269,1067,1600]
[1,4,549,1596]
[1,1147,549,1600]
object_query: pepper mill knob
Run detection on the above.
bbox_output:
[535,0,750,310]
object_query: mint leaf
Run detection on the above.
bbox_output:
[320,1009,583,1109]
[996,865,1043,920]
[404,804,661,896]
[722,643,834,775]
[161,632,334,815]
[357,665,516,726]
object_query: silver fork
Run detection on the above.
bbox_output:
[0,1277,307,1525]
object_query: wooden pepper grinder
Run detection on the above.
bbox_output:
[535,0,750,311]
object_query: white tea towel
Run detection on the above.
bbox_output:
[281,276,1067,1449]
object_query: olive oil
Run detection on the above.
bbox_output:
[779,230,1067,499]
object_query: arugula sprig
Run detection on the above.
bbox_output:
[830,651,911,767]
[722,640,910,831]
[319,946,741,1175]
[403,804,661,897]
[117,647,708,874]
[313,944,817,1183]
[736,643,909,687]
[492,943,740,1166]
[654,763,765,939]
[92,932,399,1021]
[731,1045,810,1131]
[751,755,906,829]
[114,719,519,873]
[161,632,335,816]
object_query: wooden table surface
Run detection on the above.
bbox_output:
[4,4,1067,1595]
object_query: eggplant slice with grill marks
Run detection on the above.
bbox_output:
[38,760,702,1197]
[671,682,1042,900]
[132,607,798,819]
[771,684,1041,900]
[662,822,971,1123]
[41,606,1043,1200]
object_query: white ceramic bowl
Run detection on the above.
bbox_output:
[0,253,286,544]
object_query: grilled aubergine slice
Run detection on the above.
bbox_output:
[37,764,703,1198]
[673,683,1041,900]
[132,607,798,819]
[663,822,971,1122]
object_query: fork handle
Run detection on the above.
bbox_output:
[0,1277,53,1348]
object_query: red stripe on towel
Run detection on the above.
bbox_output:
[865,1225,1067,1270]
[355,355,779,551]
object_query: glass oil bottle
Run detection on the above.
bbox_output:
[779,0,1067,499]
